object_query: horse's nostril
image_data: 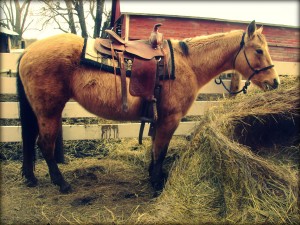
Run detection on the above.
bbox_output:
[273,79,279,89]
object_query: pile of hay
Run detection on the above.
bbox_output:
[137,79,299,224]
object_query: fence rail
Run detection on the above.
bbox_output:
[0,76,234,95]
[0,75,232,142]
[0,101,218,142]
[1,51,299,76]
[3,56,299,143]
[1,122,199,142]
[0,101,219,119]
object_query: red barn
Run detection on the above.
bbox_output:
[112,13,299,75]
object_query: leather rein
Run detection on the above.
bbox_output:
[215,32,274,94]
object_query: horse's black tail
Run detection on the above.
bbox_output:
[16,55,39,175]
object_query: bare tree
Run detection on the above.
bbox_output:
[73,0,87,37]
[41,1,76,33]
[40,0,110,38]
[0,0,33,45]
[92,0,104,38]
[100,10,111,38]
[65,0,76,34]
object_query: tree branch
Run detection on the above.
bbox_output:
[22,18,34,32]
[8,0,14,29]
[0,3,12,28]
[53,16,69,33]
[90,0,96,21]
[20,0,31,34]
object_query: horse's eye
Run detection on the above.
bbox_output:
[256,49,263,54]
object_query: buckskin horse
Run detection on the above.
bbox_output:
[17,20,279,193]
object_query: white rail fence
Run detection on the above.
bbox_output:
[0,76,233,142]
[1,51,298,143]
[1,52,299,76]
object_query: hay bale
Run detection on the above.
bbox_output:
[137,79,299,224]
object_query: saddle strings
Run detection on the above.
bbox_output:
[110,43,118,99]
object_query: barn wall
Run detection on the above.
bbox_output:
[125,14,299,62]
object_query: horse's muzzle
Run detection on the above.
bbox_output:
[264,78,279,90]
[273,78,279,89]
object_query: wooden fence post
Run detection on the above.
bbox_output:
[54,118,64,163]
[229,72,241,97]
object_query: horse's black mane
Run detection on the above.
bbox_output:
[179,41,189,56]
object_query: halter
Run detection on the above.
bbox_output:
[215,32,274,94]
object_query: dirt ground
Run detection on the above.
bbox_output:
[0,137,187,224]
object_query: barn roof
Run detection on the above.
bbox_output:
[0,27,19,36]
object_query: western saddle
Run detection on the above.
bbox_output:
[94,23,172,143]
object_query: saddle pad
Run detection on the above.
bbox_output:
[80,38,132,77]
[80,38,118,68]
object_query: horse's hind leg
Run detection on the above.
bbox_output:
[17,73,39,187]
[149,114,181,193]
[22,122,39,187]
[37,116,71,193]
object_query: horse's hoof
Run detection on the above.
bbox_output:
[151,179,164,193]
[59,182,72,194]
[152,189,163,198]
[150,172,166,194]
[25,177,38,187]
[151,181,164,198]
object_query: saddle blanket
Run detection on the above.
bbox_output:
[80,38,132,76]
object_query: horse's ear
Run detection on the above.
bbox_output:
[257,25,263,34]
[247,20,257,38]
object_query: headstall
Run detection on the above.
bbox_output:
[215,32,274,94]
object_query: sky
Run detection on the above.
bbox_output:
[23,0,299,39]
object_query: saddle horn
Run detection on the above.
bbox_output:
[149,23,163,49]
[153,23,162,32]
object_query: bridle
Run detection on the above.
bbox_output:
[215,32,274,94]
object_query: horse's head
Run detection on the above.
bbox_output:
[235,20,280,91]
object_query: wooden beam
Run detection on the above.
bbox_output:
[0,122,197,142]
[0,101,221,119]
[0,77,237,95]
[124,14,130,42]
[0,77,16,94]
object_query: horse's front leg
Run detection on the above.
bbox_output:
[149,114,181,193]
[37,116,71,193]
